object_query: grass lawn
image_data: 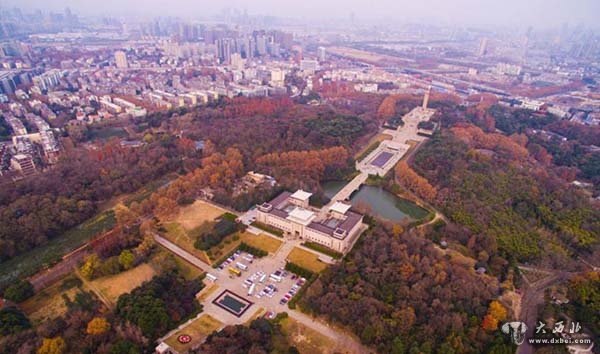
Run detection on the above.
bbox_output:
[280,317,341,354]
[0,210,116,289]
[355,133,393,160]
[88,263,156,307]
[162,222,211,264]
[206,233,242,264]
[197,283,220,302]
[241,233,282,254]
[286,248,328,273]
[175,200,227,231]
[20,275,88,324]
[164,314,223,353]
[89,126,127,140]
[158,247,205,281]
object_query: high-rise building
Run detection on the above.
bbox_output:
[114,50,128,68]
[317,47,327,62]
[270,69,285,87]
[230,53,244,70]
[477,38,488,57]
[300,59,318,72]
[216,38,234,63]
[255,35,267,56]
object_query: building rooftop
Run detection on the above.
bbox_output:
[268,191,292,209]
[261,190,363,240]
[329,201,351,215]
[287,207,315,225]
[290,189,312,201]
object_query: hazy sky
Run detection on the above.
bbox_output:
[5,0,600,29]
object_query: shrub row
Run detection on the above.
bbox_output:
[251,221,284,237]
[285,262,318,310]
[301,242,343,259]
[238,242,268,258]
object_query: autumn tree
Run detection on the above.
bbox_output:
[80,254,101,279]
[488,300,508,322]
[38,337,66,354]
[395,161,437,201]
[86,317,111,336]
[114,205,138,227]
[481,314,499,331]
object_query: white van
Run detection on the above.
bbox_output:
[247,283,256,296]
[206,273,217,282]
[236,262,248,271]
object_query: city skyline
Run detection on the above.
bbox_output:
[4,0,600,30]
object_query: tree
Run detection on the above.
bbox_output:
[488,301,508,322]
[3,279,34,302]
[108,340,141,354]
[38,337,66,354]
[119,250,135,270]
[0,306,31,335]
[481,314,499,331]
[86,317,111,335]
[115,205,137,226]
[395,161,437,201]
[80,254,101,279]
[392,336,406,354]
[392,224,404,238]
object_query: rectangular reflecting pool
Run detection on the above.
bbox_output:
[213,290,252,317]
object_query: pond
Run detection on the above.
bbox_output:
[322,181,429,223]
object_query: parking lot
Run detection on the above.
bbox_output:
[156,224,371,354]
[198,236,306,324]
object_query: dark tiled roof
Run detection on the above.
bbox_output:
[307,222,334,236]
[338,211,362,234]
[268,191,292,210]
[270,208,288,219]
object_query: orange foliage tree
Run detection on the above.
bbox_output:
[450,124,529,161]
[395,161,437,201]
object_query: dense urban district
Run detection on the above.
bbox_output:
[0,6,598,354]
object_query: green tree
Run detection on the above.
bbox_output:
[108,340,140,354]
[0,306,31,335]
[360,325,375,344]
[80,254,101,279]
[119,250,135,270]
[3,279,34,302]
[391,336,405,354]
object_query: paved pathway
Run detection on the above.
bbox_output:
[152,233,211,272]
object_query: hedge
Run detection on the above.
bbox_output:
[302,242,343,259]
[221,212,238,222]
[285,262,318,310]
[239,242,268,258]
[251,221,284,237]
